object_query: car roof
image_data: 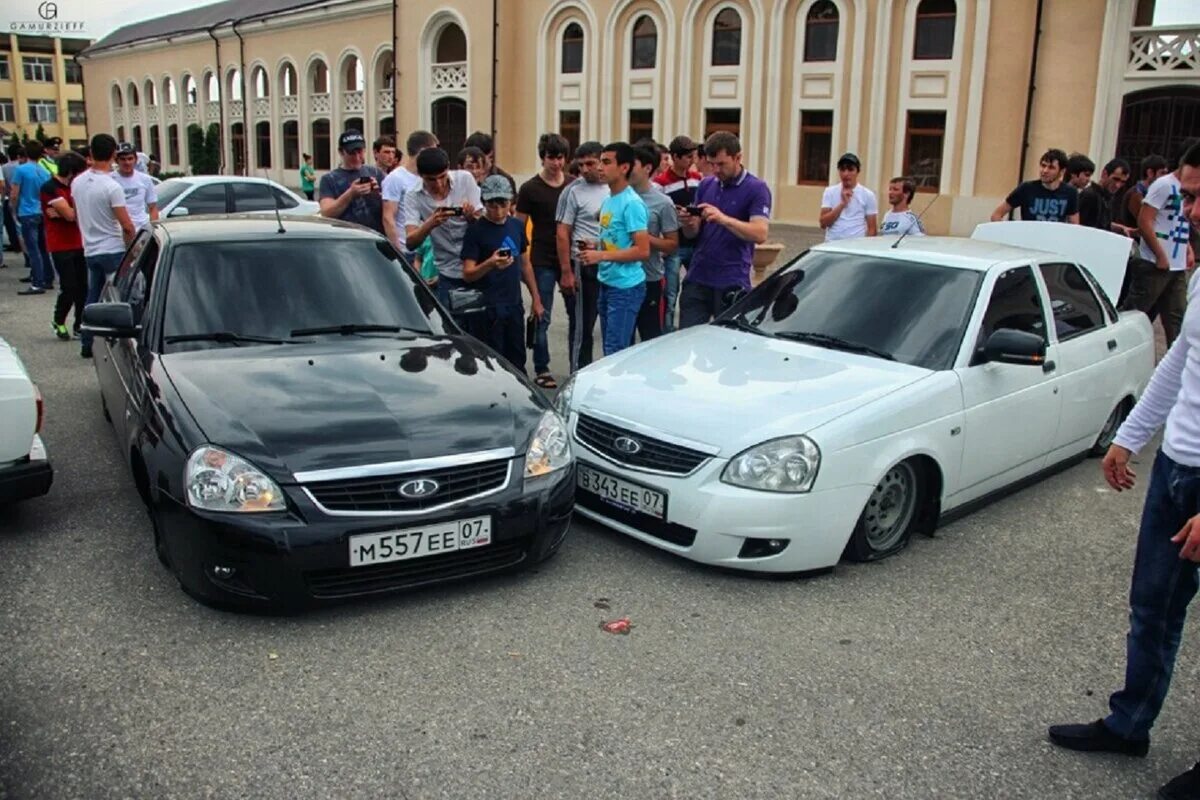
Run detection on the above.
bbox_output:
[813,236,1041,272]
[154,215,380,243]
[163,175,278,186]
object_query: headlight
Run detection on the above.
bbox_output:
[553,376,575,417]
[185,445,286,512]
[721,435,820,493]
[525,410,572,478]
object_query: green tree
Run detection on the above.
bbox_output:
[5,132,19,151]
[186,123,205,173]
[203,123,221,175]
[34,124,47,143]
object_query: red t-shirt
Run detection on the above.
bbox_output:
[40,179,83,252]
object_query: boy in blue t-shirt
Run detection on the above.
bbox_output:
[461,175,544,371]
[577,142,650,356]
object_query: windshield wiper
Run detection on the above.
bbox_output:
[773,331,896,361]
[290,323,428,337]
[710,317,768,336]
[164,331,307,346]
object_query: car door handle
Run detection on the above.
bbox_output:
[1107,339,1118,351]
[1042,359,1056,374]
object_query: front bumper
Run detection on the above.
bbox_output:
[573,445,870,573]
[0,435,53,505]
[158,459,575,607]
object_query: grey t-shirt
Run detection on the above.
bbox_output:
[402,170,481,280]
[1,162,16,193]
[635,184,680,281]
[555,178,608,245]
[318,166,387,234]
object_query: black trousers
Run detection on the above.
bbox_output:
[566,261,599,372]
[52,249,87,329]
[679,280,740,328]
[484,304,526,373]
[632,279,664,344]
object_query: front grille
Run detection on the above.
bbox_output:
[574,415,709,475]
[577,490,697,547]
[305,542,526,598]
[305,459,510,513]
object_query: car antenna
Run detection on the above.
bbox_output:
[891,191,939,249]
[261,168,286,234]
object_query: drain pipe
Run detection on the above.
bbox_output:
[234,18,249,175]
[207,24,227,174]
[490,0,498,140]
[73,52,86,145]
[392,0,398,127]
[1015,0,1045,212]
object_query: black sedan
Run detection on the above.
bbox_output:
[83,216,574,610]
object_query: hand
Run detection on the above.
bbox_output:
[1172,515,1200,561]
[1156,252,1170,271]
[841,187,854,205]
[46,207,60,219]
[1102,444,1136,491]
[698,204,725,225]
[348,179,375,198]
[532,300,545,320]
[490,252,514,269]
[559,270,576,296]
[462,202,479,220]
[1116,224,1135,238]
[429,208,458,228]
[578,249,603,266]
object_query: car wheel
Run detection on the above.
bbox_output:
[1090,399,1131,457]
[844,460,922,562]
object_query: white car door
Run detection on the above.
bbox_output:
[1037,261,1122,458]
[953,264,1062,503]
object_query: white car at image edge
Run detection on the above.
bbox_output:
[154,176,319,218]
[0,338,52,505]
[557,222,1155,574]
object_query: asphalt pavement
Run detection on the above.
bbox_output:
[1,241,1197,800]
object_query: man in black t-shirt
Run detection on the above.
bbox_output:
[991,148,1080,223]
[1080,157,1133,235]
[317,130,386,233]
[514,133,570,389]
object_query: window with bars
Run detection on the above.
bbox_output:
[23,56,54,82]
[711,8,742,66]
[631,15,657,70]
[68,100,86,125]
[629,109,654,143]
[903,111,946,190]
[28,99,57,123]
[559,110,580,155]
[797,110,833,184]
[804,1,840,62]
[914,0,956,60]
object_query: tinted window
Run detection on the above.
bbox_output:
[230,181,280,212]
[113,231,148,288]
[973,266,1046,363]
[154,180,191,208]
[120,239,159,323]
[1039,262,1105,340]
[724,252,982,370]
[272,187,299,209]
[179,183,228,214]
[161,239,450,351]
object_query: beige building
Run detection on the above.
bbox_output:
[0,35,90,148]
[76,0,1199,233]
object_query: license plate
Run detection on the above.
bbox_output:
[348,516,491,567]
[578,464,667,520]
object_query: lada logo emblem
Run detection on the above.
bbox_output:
[398,478,439,498]
[613,436,642,455]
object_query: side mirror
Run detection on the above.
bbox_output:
[82,302,140,338]
[448,288,486,316]
[982,328,1045,366]
[168,206,190,217]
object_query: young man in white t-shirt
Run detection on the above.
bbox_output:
[819,152,878,241]
[382,129,437,257]
[112,142,158,232]
[72,134,136,359]
[879,176,925,237]
[1124,166,1194,348]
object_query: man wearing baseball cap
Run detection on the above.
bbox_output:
[819,152,878,241]
[112,142,158,232]
[317,129,386,234]
[654,135,703,332]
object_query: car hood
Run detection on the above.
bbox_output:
[571,327,930,455]
[162,336,545,480]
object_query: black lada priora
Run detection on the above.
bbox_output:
[83,217,574,610]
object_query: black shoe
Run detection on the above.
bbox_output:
[1048,719,1149,757]
[1160,763,1200,799]
[43,283,54,290]
[19,275,31,283]
[17,286,45,295]
[80,345,92,359]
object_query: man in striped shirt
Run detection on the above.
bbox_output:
[653,136,702,332]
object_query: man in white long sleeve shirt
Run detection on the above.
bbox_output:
[1049,141,1200,800]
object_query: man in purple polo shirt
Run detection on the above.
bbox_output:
[677,132,771,328]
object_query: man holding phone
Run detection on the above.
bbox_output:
[318,130,386,234]
[462,175,544,371]
[403,147,482,306]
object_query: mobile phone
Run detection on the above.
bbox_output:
[355,176,372,185]
[437,206,463,216]
[496,248,512,259]
[686,205,703,216]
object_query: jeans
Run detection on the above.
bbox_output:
[82,251,124,348]
[532,265,561,374]
[597,282,645,357]
[1105,450,1200,740]
[19,215,52,289]
[662,245,692,333]
[567,261,600,372]
[484,303,526,373]
[632,279,664,344]
[52,249,88,330]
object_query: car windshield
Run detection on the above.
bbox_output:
[722,251,982,370]
[161,238,449,352]
[155,180,191,207]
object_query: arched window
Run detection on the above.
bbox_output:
[711,8,742,66]
[255,121,271,168]
[227,68,243,102]
[111,85,123,109]
[182,74,197,104]
[132,125,143,152]
[914,0,956,60]
[205,71,219,103]
[805,1,839,62]
[436,24,467,64]
[252,66,269,99]
[167,123,180,164]
[309,61,328,94]
[163,76,178,105]
[144,79,157,106]
[279,63,297,96]
[148,124,160,160]
[341,55,364,91]
[631,15,658,70]
[377,51,395,92]
[311,119,331,169]
[128,82,140,106]
[282,120,300,170]
[230,122,246,174]
[432,97,467,159]
[561,23,584,74]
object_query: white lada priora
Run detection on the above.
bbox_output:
[557,223,1155,572]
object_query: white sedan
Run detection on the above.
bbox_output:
[154,176,319,218]
[0,338,52,505]
[557,223,1155,573]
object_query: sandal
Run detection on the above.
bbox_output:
[535,373,558,390]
